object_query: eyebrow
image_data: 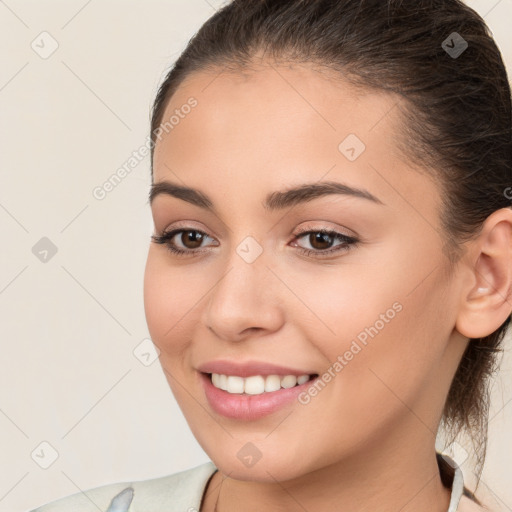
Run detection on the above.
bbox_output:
[148,179,384,212]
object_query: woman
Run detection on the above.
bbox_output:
[29,0,511,511]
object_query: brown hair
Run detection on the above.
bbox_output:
[149,0,511,497]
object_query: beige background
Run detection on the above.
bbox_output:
[0,1,511,511]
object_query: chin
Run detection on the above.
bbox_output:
[213,456,309,483]
[200,437,318,482]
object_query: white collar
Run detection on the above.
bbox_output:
[438,452,465,512]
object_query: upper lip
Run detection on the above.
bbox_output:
[197,360,317,378]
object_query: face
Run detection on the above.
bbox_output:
[144,61,467,482]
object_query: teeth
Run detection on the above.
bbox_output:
[297,374,310,385]
[281,375,297,388]
[245,375,265,395]
[226,375,244,394]
[265,375,281,392]
[210,373,313,395]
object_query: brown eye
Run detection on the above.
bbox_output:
[292,228,358,258]
[307,232,335,250]
[178,230,206,249]
[151,228,217,256]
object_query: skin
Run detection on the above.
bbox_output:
[144,60,512,512]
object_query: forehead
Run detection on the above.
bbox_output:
[154,61,403,169]
[151,61,440,222]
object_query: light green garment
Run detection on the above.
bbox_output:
[29,462,217,512]
[28,453,475,512]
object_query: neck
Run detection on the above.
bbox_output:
[204,431,452,512]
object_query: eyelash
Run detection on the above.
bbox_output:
[151,226,359,259]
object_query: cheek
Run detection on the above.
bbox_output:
[299,242,454,405]
[284,282,453,471]
[143,250,199,356]
[143,253,201,409]
[285,256,403,356]
[320,273,453,421]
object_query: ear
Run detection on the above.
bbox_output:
[456,207,512,339]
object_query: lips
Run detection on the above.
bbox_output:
[200,372,319,420]
[196,359,319,420]
[196,359,316,378]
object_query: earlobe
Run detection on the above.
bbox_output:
[455,208,512,339]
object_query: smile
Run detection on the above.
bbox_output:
[200,371,320,420]
[210,373,315,395]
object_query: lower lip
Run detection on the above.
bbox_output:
[200,372,318,421]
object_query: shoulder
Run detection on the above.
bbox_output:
[27,461,217,512]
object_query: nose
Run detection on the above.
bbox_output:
[200,253,285,342]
